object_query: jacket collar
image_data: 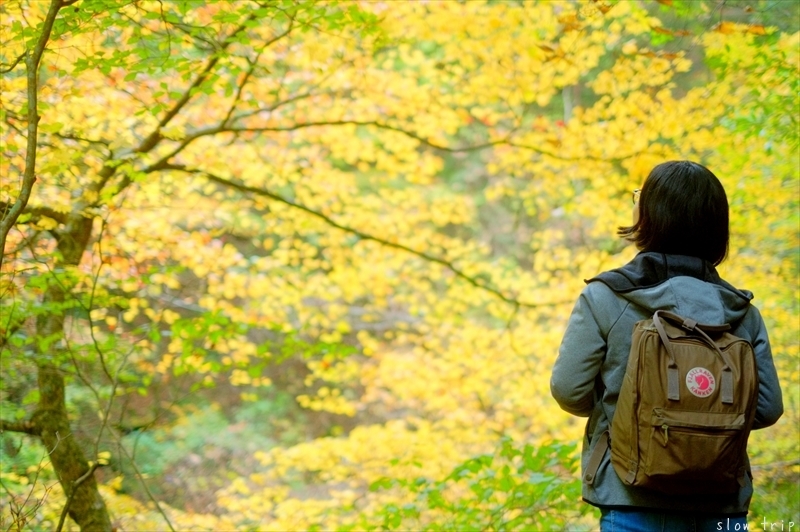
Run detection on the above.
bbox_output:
[586,252,752,301]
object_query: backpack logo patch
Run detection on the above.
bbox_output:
[686,367,716,398]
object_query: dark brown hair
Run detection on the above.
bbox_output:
[618,161,729,266]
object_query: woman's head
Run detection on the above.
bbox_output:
[619,160,729,265]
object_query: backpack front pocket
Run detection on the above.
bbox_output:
[644,408,746,493]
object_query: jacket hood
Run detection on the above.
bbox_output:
[586,252,753,325]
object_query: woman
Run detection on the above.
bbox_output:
[550,161,783,531]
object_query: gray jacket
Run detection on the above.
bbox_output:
[551,252,783,514]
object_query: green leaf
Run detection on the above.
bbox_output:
[369,477,394,491]
[39,121,64,133]
[22,389,39,405]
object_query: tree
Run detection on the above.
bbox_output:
[1,0,796,529]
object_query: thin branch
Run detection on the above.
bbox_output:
[0,299,20,350]
[0,461,53,530]
[169,21,221,51]
[221,51,265,126]
[45,431,69,456]
[3,111,28,137]
[84,219,115,383]
[232,88,325,123]
[54,131,111,147]
[93,345,134,453]
[133,57,218,154]
[0,52,26,74]
[116,442,177,532]
[751,458,800,471]
[54,462,101,532]
[236,49,358,125]
[163,164,571,310]
[63,332,102,412]
[0,0,67,272]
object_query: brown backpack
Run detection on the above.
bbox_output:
[585,310,758,495]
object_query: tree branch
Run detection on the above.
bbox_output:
[143,118,569,176]
[0,201,69,225]
[224,120,644,162]
[0,0,67,272]
[144,90,322,171]
[134,13,261,154]
[87,11,297,207]
[145,119,604,171]
[162,164,571,310]
[0,418,40,436]
[226,120,522,154]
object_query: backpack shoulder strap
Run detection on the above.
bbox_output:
[583,430,609,486]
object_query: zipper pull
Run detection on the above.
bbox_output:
[661,424,669,444]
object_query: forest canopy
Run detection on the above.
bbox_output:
[1,0,798,530]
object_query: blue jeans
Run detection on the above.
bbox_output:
[600,509,749,532]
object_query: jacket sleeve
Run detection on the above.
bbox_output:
[551,285,609,417]
[744,306,784,429]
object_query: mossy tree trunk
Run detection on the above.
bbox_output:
[34,215,113,531]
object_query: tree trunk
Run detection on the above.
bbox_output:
[33,215,112,531]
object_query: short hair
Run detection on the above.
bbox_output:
[618,161,729,266]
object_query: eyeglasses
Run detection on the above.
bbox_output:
[632,188,641,204]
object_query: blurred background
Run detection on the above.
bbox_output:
[1,0,797,530]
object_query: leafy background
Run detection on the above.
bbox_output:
[0,0,797,530]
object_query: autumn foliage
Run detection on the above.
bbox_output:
[1,0,797,530]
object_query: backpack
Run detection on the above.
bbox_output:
[585,310,758,495]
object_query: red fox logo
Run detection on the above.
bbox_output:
[686,367,716,398]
